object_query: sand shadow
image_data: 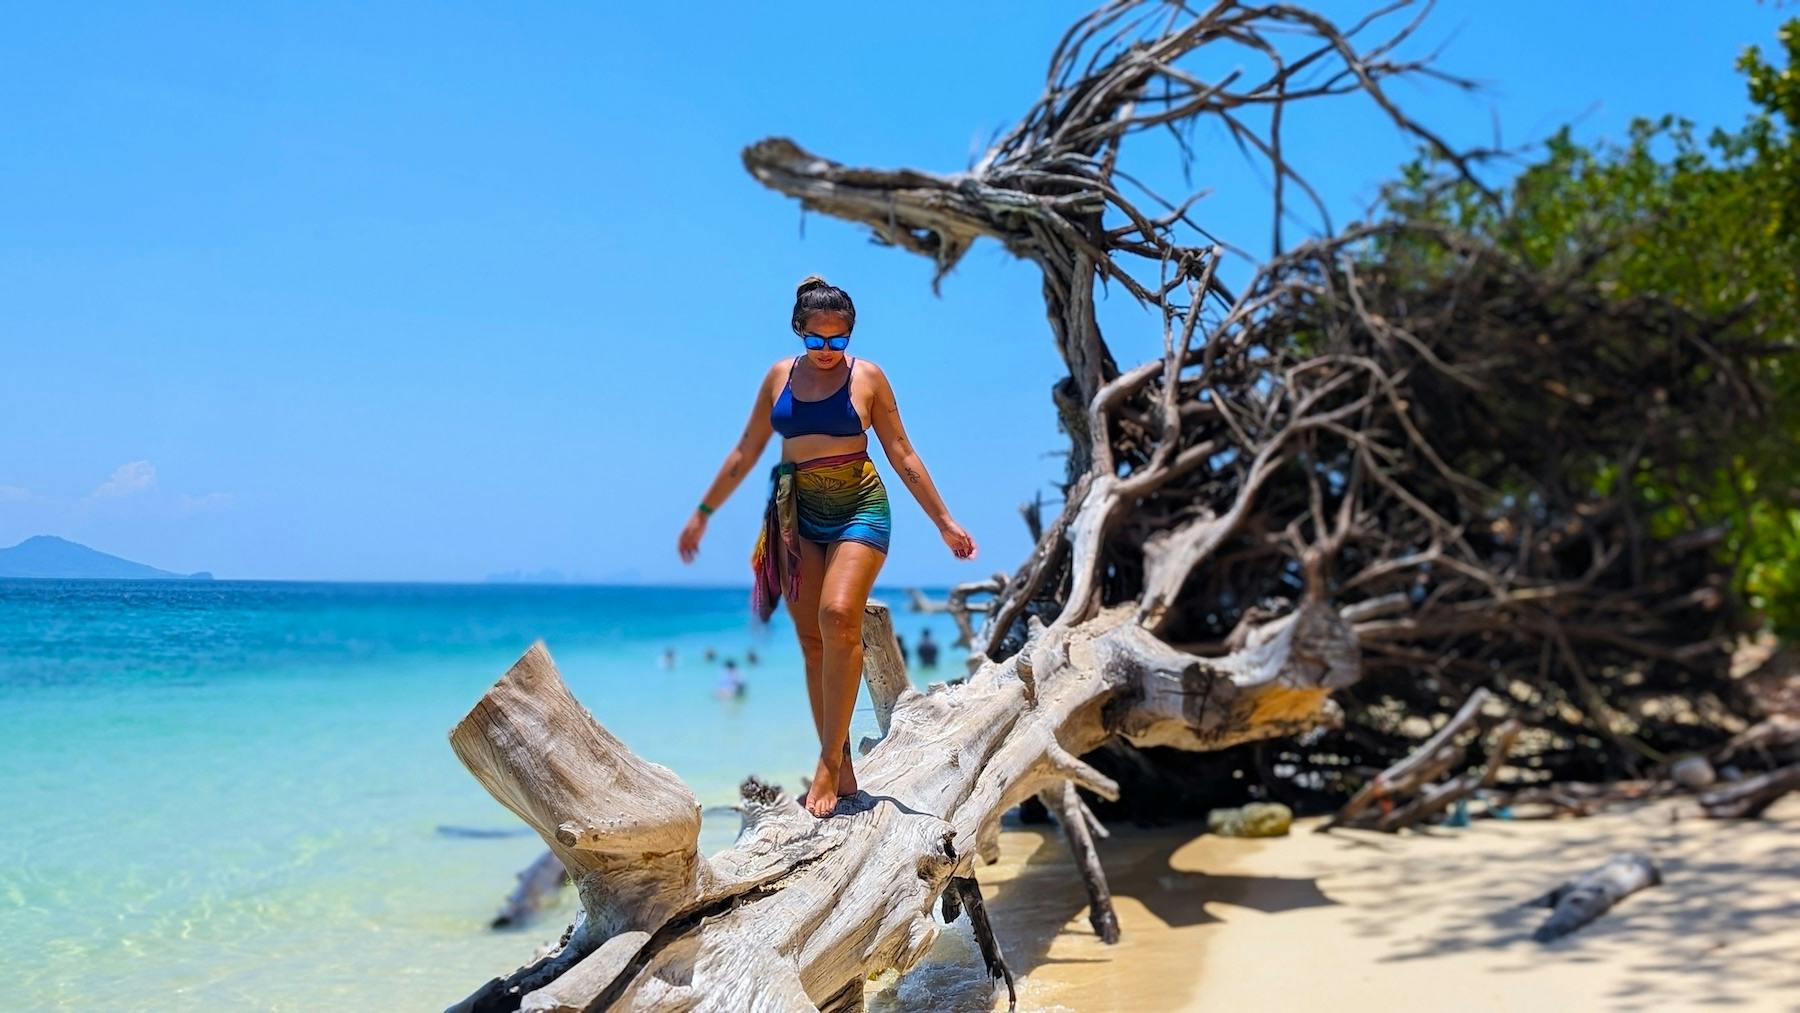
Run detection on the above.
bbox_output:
[1341,804,1800,1011]
[977,820,1336,980]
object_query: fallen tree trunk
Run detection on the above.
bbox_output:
[1525,852,1661,942]
[447,598,1357,1010]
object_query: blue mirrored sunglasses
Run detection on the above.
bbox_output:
[800,332,851,351]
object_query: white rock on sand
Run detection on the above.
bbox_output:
[866,796,1799,1012]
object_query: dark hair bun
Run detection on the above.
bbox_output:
[791,275,856,334]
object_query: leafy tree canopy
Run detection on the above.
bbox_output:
[1370,19,1800,635]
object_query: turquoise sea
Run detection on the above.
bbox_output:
[0,580,966,1010]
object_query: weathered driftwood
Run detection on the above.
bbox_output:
[1374,719,1522,832]
[1526,852,1661,942]
[450,916,596,1013]
[1038,780,1120,943]
[942,875,1017,1012]
[905,578,1004,651]
[1699,764,1800,819]
[449,645,706,943]
[447,595,1356,1010]
[493,849,572,930]
[856,600,911,749]
[1322,689,1492,831]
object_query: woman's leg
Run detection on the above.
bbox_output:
[801,539,887,817]
[782,538,829,745]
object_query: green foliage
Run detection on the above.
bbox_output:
[1370,20,1800,634]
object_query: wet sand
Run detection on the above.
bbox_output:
[868,796,1799,1012]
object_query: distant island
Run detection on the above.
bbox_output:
[0,535,213,580]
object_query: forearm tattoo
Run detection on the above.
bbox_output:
[888,394,925,487]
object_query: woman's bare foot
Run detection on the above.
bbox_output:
[804,755,841,817]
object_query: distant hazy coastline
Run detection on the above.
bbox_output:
[0,535,212,579]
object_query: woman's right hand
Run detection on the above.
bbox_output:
[938,518,977,560]
[678,513,707,563]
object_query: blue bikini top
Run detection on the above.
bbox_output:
[771,356,865,439]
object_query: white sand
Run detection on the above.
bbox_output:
[868,796,1799,1012]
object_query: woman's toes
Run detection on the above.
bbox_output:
[803,785,837,817]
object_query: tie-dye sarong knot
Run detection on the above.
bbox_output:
[749,450,892,622]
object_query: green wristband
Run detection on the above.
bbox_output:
[697,502,715,516]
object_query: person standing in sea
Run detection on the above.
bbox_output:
[677,275,977,817]
[916,628,940,670]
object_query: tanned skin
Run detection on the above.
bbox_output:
[677,309,977,817]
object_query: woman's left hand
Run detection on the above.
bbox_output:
[939,519,977,560]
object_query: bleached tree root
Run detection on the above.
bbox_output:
[1699,764,1800,819]
[941,874,1017,1012]
[448,915,596,1013]
[905,578,1004,651]
[1374,720,1522,832]
[446,597,1356,1010]
[1322,689,1492,832]
[1038,781,1121,943]
[1525,852,1661,942]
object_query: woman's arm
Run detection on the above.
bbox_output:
[868,363,976,559]
[679,364,781,562]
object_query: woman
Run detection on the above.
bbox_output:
[677,275,977,817]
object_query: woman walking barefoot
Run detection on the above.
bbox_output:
[677,275,977,818]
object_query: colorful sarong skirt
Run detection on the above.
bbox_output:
[750,449,892,622]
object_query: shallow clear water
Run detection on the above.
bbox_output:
[0,580,964,1009]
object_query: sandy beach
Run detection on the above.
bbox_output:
[868,796,1799,1012]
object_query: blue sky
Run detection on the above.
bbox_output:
[2,2,1791,584]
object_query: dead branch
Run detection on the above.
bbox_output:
[1525,852,1660,942]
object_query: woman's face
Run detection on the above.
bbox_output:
[798,311,852,368]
